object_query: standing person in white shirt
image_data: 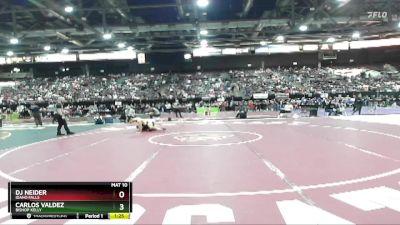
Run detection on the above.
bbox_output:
[278,101,294,118]
[53,103,74,136]
[173,100,183,118]
[165,102,172,114]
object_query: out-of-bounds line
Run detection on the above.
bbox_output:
[309,124,400,140]
[125,151,160,182]
[0,129,112,157]
[7,138,110,176]
[0,189,7,203]
[88,138,110,147]
[344,144,400,162]
[131,168,400,198]
[0,132,109,182]
[0,207,8,220]
[362,130,400,140]
[0,127,45,131]
[309,124,400,161]
[0,219,37,224]
[331,115,400,126]
[222,127,313,205]
[0,171,21,182]
[299,168,400,190]
[305,124,400,163]
[0,132,11,140]
[261,158,315,206]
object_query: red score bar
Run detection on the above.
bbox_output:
[9,182,131,201]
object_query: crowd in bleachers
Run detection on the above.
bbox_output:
[1,66,400,103]
[1,66,400,118]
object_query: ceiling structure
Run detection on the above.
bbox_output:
[0,0,399,56]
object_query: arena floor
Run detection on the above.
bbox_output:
[0,114,399,224]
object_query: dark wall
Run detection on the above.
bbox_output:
[331,49,369,66]
[118,52,319,73]
[187,52,318,71]
[88,60,130,75]
[367,47,400,64]
[1,46,399,77]
[322,46,400,67]
[33,62,83,77]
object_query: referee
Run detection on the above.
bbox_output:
[30,104,42,127]
[54,103,74,136]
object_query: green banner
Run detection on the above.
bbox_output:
[11,112,19,122]
[196,107,220,114]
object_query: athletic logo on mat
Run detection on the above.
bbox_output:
[173,133,234,143]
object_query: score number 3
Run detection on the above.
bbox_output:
[119,191,125,211]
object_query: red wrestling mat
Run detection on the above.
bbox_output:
[0,117,399,224]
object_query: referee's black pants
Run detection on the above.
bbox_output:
[175,109,183,118]
[55,115,72,135]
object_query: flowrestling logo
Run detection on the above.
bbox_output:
[367,11,388,18]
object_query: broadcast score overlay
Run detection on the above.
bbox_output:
[8,182,132,220]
